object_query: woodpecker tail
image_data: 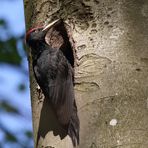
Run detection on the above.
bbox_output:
[68,101,80,147]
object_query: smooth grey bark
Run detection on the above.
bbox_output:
[24,0,148,147]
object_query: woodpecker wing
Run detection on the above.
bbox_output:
[47,52,79,145]
[48,51,74,125]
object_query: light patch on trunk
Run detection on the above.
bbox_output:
[109,119,118,126]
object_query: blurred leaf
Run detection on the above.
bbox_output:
[0,38,22,65]
[5,133,17,143]
[0,101,19,114]
[0,20,6,27]
[18,83,26,92]
[25,131,33,138]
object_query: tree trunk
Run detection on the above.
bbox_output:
[24,0,148,147]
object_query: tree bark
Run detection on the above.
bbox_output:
[24,0,148,147]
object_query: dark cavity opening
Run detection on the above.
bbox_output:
[53,20,74,67]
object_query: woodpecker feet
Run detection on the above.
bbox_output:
[36,85,44,104]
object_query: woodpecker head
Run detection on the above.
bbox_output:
[25,26,44,46]
[25,19,61,48]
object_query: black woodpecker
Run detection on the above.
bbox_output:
[25,20,79,146]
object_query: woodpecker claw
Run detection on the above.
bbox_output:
[42,19,61,31]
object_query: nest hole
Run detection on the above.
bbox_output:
[53,20,75,67]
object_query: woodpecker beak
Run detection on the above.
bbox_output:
[42,19,61,31]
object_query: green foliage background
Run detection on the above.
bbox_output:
[0,17,33,148]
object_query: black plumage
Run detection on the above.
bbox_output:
[26,20,79,146]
